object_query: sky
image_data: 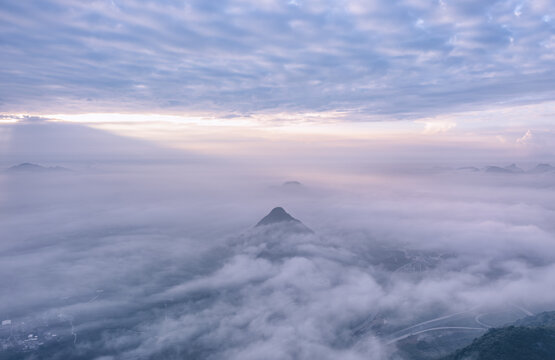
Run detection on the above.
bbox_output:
[1,0,555,156]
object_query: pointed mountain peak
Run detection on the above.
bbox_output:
[256,207,301,227]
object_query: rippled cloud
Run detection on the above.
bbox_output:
[1,0,554,118]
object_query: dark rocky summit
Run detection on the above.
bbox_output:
[256,207,301,227]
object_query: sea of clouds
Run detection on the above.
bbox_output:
[1,121,554,359]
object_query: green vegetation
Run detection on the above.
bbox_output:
[513,311,555,328]
[442,312,555,360]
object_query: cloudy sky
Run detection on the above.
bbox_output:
[1,0,554,114]
[1,0,555,147]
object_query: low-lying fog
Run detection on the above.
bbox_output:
[1,121,554,359]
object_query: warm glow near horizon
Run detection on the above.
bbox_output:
[28,101,550,157]
[0,103,545,161]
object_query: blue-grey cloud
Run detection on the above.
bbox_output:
[2,152,555,359]
[1,0,554,118]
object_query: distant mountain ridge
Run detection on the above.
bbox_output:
[485,163,524,174]
[7,163,70,173]
[455,163,555,174]
[529,163,555,173]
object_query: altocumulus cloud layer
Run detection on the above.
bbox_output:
[1,123,555,359]
[1,0,554,117]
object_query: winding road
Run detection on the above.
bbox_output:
[387,326,485,344]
